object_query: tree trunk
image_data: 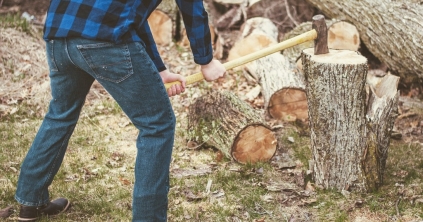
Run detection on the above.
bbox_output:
[245,53,308,122]
[302,48,369,192]
[302,48,399,192]
[187,91,277,164]
[305,0,423,82]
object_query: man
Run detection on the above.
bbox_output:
[15,0,226,221]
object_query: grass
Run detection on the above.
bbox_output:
[1,15,423,221]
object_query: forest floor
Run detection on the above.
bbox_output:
[1,1,423,221]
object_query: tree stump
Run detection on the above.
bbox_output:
[302,48,399,192]
[302,48,368,191]
[188,91,277,164]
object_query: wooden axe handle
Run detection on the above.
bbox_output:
[164,29,317,90]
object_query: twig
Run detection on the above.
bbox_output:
[395,195,402,217]
[0,0,3,8]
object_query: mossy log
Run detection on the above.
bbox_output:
[305,0,423,82]
[302,48,398,192]
[187,91,277,164]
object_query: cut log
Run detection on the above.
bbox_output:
[187,91,277,164]
[302,48,399,192]
[245,53,308,122]
[283,20,360,64]
[305,0,423,82]
[227,17,278,66]
[148,10,173,45]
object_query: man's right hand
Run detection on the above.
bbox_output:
[201,60,226,81]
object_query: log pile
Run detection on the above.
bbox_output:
[147,0,402,192]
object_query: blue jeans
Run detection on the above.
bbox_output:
[15,38,175,221]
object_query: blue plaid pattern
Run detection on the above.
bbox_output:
[44,0,213,71]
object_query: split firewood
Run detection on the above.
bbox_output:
[187,91,277,164]
[363,72,399,188]
[306,0,423,82]
[302,48,398,192]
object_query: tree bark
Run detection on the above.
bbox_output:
[187,91,277,164]
[302,48,369,192]
[245,53,308,122]
[302,48,399,192]
[364,72,399,190]
[305,0,423,82]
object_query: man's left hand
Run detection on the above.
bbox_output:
[159,70,186,97]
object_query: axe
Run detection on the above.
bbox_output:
[164,14,329,90]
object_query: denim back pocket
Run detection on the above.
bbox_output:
[77,42,133,83]
[46,40,59,72]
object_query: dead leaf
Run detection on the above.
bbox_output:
[216,150,224,162]
[184,190,205,201]
[253,216,266,222]
[186,140,198,149]
[305,181,315,192]
[119,177,131,186]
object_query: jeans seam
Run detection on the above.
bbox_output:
[49,40,59,72]
[65,38,83,71]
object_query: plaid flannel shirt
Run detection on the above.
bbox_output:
[43,0,213,71]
